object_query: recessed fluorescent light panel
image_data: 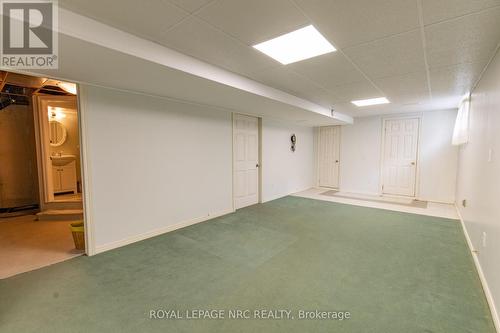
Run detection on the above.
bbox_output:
[351,97,390,107]
[252,25,336,65]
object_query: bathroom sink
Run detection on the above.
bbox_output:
[51,155,76,166]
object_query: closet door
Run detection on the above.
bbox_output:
[382,118,419,196]
[233,114,259,209]
[318,126,340,188]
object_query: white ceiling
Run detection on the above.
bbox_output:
[25,28,349,127]
[59,0,500,117]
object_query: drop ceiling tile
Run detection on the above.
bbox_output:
[249,67,337,107]
[422,0,500,25]
[157,16,279,77]
[328,80,381,103]
[287,52,366,90]
[343,30,426,79]
[425,7,500,69]
[430,62,486,96]
[294,0,419,48]
[374,72,429,104]
[423,95,464,110]
[167,0,213,13]
[59,0,188,40]
[333,101,401,118]
[195,0,309,45]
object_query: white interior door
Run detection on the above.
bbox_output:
[318,126,341,188]
[233,114,259,209]
[382,118,420,196]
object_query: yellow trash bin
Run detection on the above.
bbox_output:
[70,221,85,250]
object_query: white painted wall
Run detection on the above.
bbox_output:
[261,119,315,202]
[456,49,500,327]
[81,86,315,252]
[338,116,382,195]
[82,86,233,250]
[419,110,459,202]
[331,110,458,202]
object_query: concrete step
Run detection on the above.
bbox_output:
[36,209,84,221]
[43,201,83,211]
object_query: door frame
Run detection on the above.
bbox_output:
[379,113,422,198]
[316,125,342,189]
[33,95,78,205]
[231,113,262,210]
[8,68,95,256]
[77,85,96,255]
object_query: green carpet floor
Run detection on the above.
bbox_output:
[0,196,495,332]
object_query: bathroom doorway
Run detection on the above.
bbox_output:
[34,94,83,206]
[0,70,86,279]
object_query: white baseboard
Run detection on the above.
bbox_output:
[341,190,455,205]
[455,205,499,332]
[94,208,234,255]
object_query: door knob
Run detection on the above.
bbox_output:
[256,163,260,168]
[335,160,339,163]
[411,162,416,165]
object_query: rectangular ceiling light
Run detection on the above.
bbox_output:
[351,97,390,107]
[252,25,336,65]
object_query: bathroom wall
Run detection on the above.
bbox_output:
[0,104,38,208]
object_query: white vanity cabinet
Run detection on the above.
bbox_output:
[52,160,77,194]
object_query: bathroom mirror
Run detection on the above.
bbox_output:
[49,120,67,147]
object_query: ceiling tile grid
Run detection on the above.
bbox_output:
[326,80,383,104]
[158,16,280,77]
[286,52,367,90]
[168,0,214,13]
[421,0,500,25]
[292,0,421,48]
[60,0,500,117]
[195,0,310,45]
[343,30,427,79]
[430,62,488,97]
[424,6,500,69]
[59,0,188,41]
[374,72,429,104]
